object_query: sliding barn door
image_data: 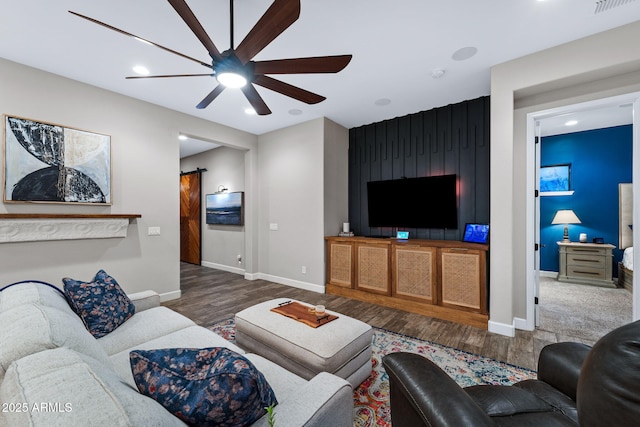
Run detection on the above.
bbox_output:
[180,172,201,264]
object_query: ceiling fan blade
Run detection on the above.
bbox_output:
[126,73,212,79]
[254,55,352,75]
[235,0,300,64]
[196,85,226,109]
[167,0,223,61]
[69,11,212,69]
[241,84,272,115]
[253,75,325,104]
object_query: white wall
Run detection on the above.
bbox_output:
[257,118,327,292]
[323,118,350,237]
[489,21,640,335]
[0,58,257,299]
[180,146,246,273]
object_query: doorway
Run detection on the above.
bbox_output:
[180,170,203,265]
[525,92,640,332]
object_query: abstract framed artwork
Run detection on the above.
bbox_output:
[3,115,111,205]
[540,164,570,193]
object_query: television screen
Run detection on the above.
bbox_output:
[205,191,244,225]
[462,223,489,244]
[367,175,457,229]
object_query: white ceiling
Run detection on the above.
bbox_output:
[1,0,639,142]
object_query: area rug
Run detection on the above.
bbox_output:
[209,319,536,427]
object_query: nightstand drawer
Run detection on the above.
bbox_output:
[566,253,606,268]
[567,265,606,280]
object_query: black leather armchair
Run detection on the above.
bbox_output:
[382,320,640,426]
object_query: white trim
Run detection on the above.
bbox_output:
[159,290,181,302]
[256,273,325,294]
[488,319,515,337]
[514,317,531,331]
[244,272,260,281]
[201,261,245,276]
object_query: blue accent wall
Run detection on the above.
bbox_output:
[540,125,632,276]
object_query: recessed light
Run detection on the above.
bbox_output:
[431,68,446,78]
[452,46,478,61]
[565,120,578,126]
[244,108,256,115]
[132,65,149,75]
[288,109,303,116]
[374,98,391,106]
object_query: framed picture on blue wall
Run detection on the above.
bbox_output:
[540,164,570,192]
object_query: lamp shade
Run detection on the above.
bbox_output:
[551,209,581,225]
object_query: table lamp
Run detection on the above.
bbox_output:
[552,209,581,242]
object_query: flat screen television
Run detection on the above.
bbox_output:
[367,174,457,229]
[205,191,244,225]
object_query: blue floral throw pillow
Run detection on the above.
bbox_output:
[130,347,277,426]
[62,270,135,338]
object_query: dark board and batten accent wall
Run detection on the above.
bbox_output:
[348,96,490,240]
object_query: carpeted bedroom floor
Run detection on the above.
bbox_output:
[538,276,633,345]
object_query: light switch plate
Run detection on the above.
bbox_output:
[148,226,161,236]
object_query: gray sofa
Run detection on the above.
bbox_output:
[0,282,353,426]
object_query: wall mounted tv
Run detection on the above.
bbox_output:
[205,191,244,226]
[367,174,458,229]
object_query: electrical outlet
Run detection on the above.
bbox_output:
[237,255,242,264]
[269,223,279,231]
[148,226,161,236]
[301,266,307,274]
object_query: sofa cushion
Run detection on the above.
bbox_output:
[0,347,184,427]
[130,347,277,426]
[0,304,110,381]
[63,269,135,338]
[0,281,71,313]
[98,306,195,356]
[109,325,244,387]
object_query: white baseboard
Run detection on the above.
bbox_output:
[243,272,260,281]
[488,319,515,337]
[513,317,532,331]
[256,273,325,294]
[159,290,181,302]
[201,261,245,276]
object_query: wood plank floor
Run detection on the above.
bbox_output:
[164,263,587,371]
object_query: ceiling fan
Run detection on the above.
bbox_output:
[69,0,352,115]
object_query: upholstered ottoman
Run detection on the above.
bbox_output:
[235,298,373,388]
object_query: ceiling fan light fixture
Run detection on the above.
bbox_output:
[216,71,247,88]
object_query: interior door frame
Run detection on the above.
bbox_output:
[524,91,640,330]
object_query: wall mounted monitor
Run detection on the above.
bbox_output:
[367,174,458,229]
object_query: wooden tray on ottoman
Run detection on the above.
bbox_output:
[270,301,338,328]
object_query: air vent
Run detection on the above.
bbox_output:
[594,0,637,14]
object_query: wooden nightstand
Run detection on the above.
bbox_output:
[557,241,615,288]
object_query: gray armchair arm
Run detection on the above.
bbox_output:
[537,342,590,401]
[382,352,494,427]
